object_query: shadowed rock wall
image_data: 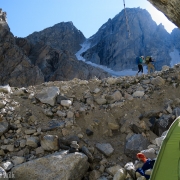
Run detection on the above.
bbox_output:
[148,0,180,28]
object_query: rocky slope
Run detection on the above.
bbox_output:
[171,28,180,52]
[79,8,173,71]
[0,64,180,179]
[17,22,111,82]
[16,37,110,82]
[0,2,180,179]
[0,16,110,87]
[0,19,44,87]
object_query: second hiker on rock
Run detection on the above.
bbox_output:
[145,56,155,74]
[136,56,144,76]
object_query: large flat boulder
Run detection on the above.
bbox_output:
[35,86,60,106]
[12,151,89,180]
[125,134,150,159]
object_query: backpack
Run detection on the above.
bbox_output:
[145,56,151,64]
[136,57,142,65]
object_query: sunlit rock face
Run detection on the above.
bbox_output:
[80,8,173,71]
[0,24,44,87]
[148,0,180,28]
[171,28,180,52]
[16,22,110,83]
[27,22,86,54]
[0,20,110,87]
[15,38,110,82]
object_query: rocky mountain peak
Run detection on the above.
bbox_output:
[0,21,44,87]
[0,11,111,87]
[79,7,173,72]
[27,21,86,54]
[0,8,9,30]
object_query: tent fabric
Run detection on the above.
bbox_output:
[150,117,180,180]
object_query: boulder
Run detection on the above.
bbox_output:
[151,114,174,136]
[140,148,157,159]
[61,100,72,107]
[0,120,9,136]
[162,65,170,71]
[133,91,144,97]
[0,85,11,93]
[89,170,101,180]
[106,91,122,104]
[12,151,89,180]
[0,100,6,108]
[125,134,150,159]
[173,107,180,118]
[151,76,165,86]
[106,165,122,176]
[95,98,107,105]
[41,135,59,151]
[96,143,114,157]
[0,167,8,179]
[26,137,39,148]
[35,86,60,106]
[81,146,93,162]
[12,156,25,166]
[1,161,13,171]
[113,168,126,180]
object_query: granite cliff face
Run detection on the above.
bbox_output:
[21,22,110,82]
[171,28,180,52]
[80,8,173,71]
[0,18,110,87]
[0,19,44,87]
[15,25,110,82]
[26,22,86,54]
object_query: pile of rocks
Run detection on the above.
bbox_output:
[0,64,180,179]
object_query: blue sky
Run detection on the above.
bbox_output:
[1,0,177,38]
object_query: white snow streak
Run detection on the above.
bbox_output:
[75,41,153,77]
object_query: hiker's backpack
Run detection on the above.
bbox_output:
[136,57,139,64]
[136,57,142,64]
[145,56,151,64]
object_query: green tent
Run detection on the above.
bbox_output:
[150,117,180,180]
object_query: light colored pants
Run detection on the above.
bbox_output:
[147,63,155,73]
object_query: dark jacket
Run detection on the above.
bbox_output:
[136,159,156,179]
[149,57,154,63]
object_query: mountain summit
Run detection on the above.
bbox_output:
[79,8,173,72]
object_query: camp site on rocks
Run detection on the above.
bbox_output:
[1,0,180,179]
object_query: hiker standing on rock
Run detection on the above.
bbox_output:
[136,56,144,76]
[145,56,155,74]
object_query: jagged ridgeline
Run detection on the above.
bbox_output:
[0,14,110,87]
[1,7,180,87]
[80,8,176,71]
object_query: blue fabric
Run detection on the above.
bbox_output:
[139,57,143,64]
[136,159,155,179]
